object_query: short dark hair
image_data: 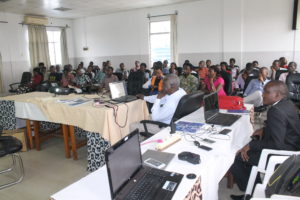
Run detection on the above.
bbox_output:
[265,80,288,98]
[140,63,147,68]
[229,58,236,63]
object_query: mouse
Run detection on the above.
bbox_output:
[186,173,196,179]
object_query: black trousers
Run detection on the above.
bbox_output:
[230,150,261,191]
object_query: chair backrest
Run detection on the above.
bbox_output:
[127,71,146,95]
[113,72,123,81]
[275,69,288,80]
[171,91,205,122]
[20,72,32,85]
[286,73,300,101]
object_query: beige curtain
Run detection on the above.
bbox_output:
[60,28,69,66]
[28,25,51,68]
[170,14,178,64]
[0,53,4,93]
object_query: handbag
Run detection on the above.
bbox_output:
[218,96,245,110]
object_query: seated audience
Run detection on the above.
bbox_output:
[203,65,226,96]
[169,62,178,75]
[143,66,164,95]
[115,63,129,80]
[94,66,106,84]
[137,74,186,124]
[279,61,297,83]
[48,65,59,83]
[131,60,140,72]
[162,60,169,75]
[220,62,233,95]
[234,70,249,92]
[279,56,288,69]
[252,60,259,69]
[74,68,91,88]
[206,59,212,68]
[140,63,151,82]
[30,67,43,90]
[229,81,300,200]
[55,64,63,81]
[86,65,95,79]
[243,67,269,107]
[229,58,240,80]
[198,60,208,80]
[180,63,199,94]
[61,66,75,87]
[101,66,118,91]
[270,59,281,80]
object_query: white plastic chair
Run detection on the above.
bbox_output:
[245,149,300,199]
[251,194,300,200]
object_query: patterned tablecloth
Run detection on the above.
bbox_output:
[0,92,149,171]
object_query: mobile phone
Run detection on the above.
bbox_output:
[144,158,166,169]
[201,138,215,144]
[198,145,212,151]
[219,129,231,135]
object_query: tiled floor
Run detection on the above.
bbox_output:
[0,137,243,200]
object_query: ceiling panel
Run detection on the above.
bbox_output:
[0,0,201,19]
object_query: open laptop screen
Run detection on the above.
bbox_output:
[105,130,142,198]
[204,92,219,120]
[109,81,126,99]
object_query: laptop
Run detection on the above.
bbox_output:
[203,92,241,126]
[109,81,137,103]
[105,129,183,200]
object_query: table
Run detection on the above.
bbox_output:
[0,92,149,171]
[51,107,253,200]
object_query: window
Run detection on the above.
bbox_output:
[149,20,171,64]
[47,30,62,65]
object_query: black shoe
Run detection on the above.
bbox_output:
[230,194,251,200]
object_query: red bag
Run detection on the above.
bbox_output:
[218,96,245,110]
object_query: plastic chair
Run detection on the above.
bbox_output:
[245,149,300,199]
[0,133,24,189]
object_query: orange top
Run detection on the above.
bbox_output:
[151,76,163,92]
[198,67,208,79]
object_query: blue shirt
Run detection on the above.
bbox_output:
[244,79,270,97]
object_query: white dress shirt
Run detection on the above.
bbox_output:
[144,88,186,124]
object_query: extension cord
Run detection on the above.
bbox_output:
[155,134,181,151]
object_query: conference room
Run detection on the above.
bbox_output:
[0,0,300,200]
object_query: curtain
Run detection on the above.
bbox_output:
[0,53,4,93]
[28,25,51,68]
[60,28,69,66]
[170,14,178,65]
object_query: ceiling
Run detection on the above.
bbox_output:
[0,0,200,19]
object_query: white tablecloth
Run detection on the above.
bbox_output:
[51,107,253,200]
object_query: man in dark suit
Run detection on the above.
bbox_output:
[230,80,300,200]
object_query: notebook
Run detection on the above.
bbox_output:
[142,149,175,170]
[105,129,183,200]
[109,81,137,103]
[203,92,241,126]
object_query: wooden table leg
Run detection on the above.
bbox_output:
[62,124,71,158]
[26,120,34,149]
[33,121,41,151]
[69,125,78,160]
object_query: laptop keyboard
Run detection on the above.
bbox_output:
[124,168,169,200]
[208,113,240,126]
[114,95,137,102]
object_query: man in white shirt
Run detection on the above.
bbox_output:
[131,74,186,133]
[138,74,186,124]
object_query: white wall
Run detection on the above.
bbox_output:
[72,0,300,69]
[0,12,74,92]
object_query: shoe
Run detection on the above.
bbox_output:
[230,194,251,200]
